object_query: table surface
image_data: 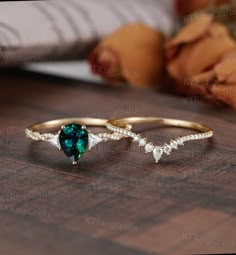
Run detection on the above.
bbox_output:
[0,69,235,255]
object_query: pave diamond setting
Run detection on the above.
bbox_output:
[106,123,213,164]
[170,140,178,149]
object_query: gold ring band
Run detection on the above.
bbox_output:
[25,117,213,165]
[26,117,131,165]
[107,117,213,163]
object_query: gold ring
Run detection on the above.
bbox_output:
[107,117,213,163]
[26,118,131,165]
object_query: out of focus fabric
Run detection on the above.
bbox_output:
[0,0,176,66]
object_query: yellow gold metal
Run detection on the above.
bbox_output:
[26,117,132,141]
[29,118,117,132]
[108,117,213,133]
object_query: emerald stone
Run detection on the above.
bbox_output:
[59,123,88,163]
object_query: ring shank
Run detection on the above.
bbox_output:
[28,118,109,132]
[108,117,212,133]
[26,118,132,142]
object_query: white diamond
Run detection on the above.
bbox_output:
[163,144,172,155]
[185,136,191,141]
[126,131,132,136]
[139,138,147,147]
[133,135,140,142]
[176,138,184,145]
[48,134,61,150]
[153,147,163,163]
[170,140,178,149]
[88,133,103,150]
[123,130,128,136]
[145,143,154,153]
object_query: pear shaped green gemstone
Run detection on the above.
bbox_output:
[59,123,88,163]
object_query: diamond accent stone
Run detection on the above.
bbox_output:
[163,144,172,155]
[170,140,178,149]
[130,133,136,138]
[139,138,147,147]
[133,135,140,142]
[145,143,154,153]
[48,134,61,149]
[176,138,184,145]
[153,147,163,163]
[88,133,103,150]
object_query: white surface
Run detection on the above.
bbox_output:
[25,61,103,83]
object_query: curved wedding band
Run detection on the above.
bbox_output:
[26,118,131,165]
[107,117,213,163]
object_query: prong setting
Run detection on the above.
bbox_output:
[139,138,147,147]
[145,143,155,153]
